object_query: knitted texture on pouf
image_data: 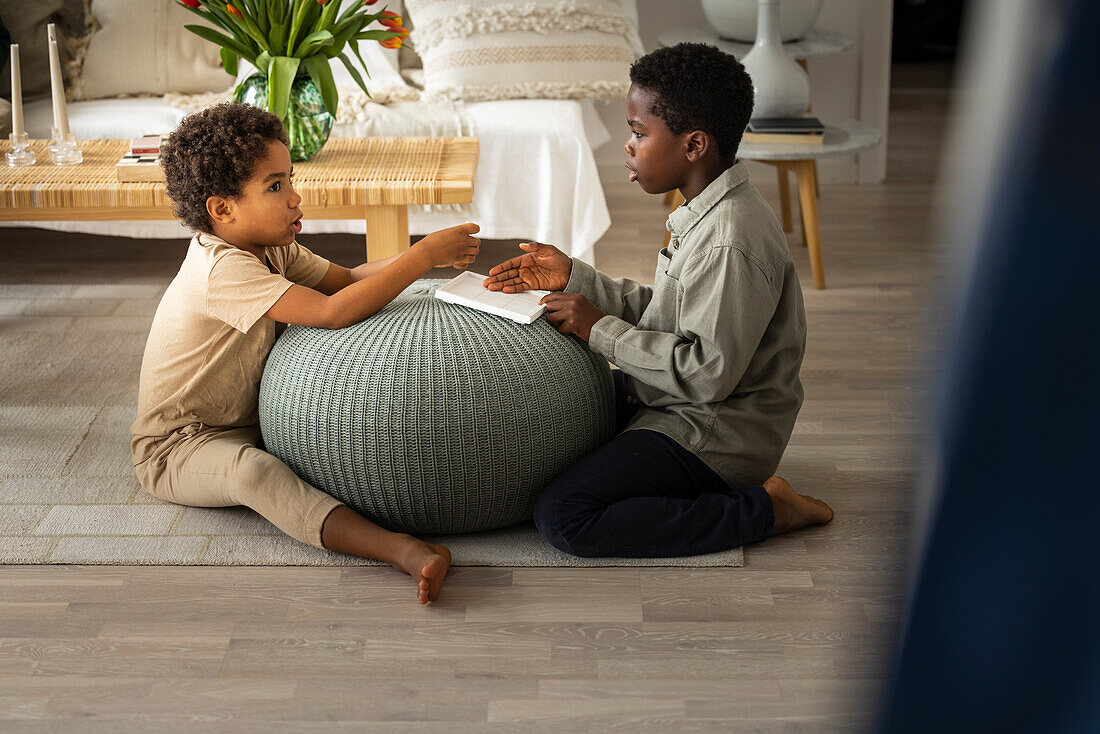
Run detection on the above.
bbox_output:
[259,280,615,534]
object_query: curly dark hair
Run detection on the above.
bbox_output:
[629,43,754,163]
[160,103,288,233]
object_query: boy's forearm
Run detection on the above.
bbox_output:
[348,254,402,283]
[566,258,653,324]
[324,248,433,327]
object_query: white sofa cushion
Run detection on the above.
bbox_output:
[21,95,187,139]
[76,0,228,99]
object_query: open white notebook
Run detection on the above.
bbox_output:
[434,271,550,324]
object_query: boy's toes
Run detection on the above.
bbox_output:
[421,556,448,602]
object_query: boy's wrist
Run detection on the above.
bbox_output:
[406,242,436,273]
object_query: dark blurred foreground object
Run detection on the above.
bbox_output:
[892,0,967,61]
[879,0,1100,732]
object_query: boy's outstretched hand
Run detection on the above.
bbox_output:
[417,222,481,269]
[540,293,605,342]
[483,242,571,293]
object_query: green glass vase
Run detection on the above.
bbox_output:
[233,72,334,162]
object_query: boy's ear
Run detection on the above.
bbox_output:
[206,195,235,225]
[684,130,711,163]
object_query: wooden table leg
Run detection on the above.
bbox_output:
[364,205,409,261]
[794,159,826,289]
[777,166,792,233]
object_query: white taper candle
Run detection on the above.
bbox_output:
[46,24,70,137]
[10,44,24,136]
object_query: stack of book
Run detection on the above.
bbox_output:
[116,135,166,182]
[742,116,825,146]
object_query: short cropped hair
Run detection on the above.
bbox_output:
[629,43,754,162]
[160,103,288,233]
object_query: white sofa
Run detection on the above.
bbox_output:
[2,3,620,264]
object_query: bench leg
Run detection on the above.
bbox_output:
[364,205,409,261]
[794,160,826,289]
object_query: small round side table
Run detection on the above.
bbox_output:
[738,117,882,289]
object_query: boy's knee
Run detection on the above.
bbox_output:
[231,448,289,498]
[533,481,598,558]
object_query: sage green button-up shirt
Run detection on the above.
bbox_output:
[565,162,806,488]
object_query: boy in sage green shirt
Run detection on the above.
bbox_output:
[484,43,833,558]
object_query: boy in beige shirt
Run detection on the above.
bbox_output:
[132,103,479,603]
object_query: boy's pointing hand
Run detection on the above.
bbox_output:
[540,293,605,342]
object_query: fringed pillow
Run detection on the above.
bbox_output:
[405,0,642,102]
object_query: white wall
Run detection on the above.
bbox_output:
[594,0,893,184]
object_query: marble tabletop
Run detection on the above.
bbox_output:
[657,25,853,60]
[735,116,882,161]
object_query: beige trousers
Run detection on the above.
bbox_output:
[134,423,343,548]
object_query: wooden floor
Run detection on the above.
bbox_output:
[0,64,949,731]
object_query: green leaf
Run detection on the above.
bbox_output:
[337,52,370,97]
[355,30,397,42]
[219,47,240,76]
[244,0,270,36]
[350,40,372,80]
[319,0,343,29]
[294,29,334,58]
[303,54,338,116]
[325,22,360,58]
[286,0,310,54]
[267,55,301,120]
[290,2,324,55]
[184,24,255,60]
[270,20,289,52]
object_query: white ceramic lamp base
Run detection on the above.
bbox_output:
[740,0,812,117]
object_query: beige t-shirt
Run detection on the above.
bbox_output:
[130,233,330,463]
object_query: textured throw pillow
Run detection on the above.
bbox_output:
[405,0,642,102]
[76,0,229,99]
[0,0,87,102]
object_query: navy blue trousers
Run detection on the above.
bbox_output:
[533,371,774,558]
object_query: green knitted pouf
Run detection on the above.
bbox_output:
[258,280,615,534]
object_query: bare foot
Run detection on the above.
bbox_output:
[319,507,453,604]
[764,476,834,536]
[393,538,452,604]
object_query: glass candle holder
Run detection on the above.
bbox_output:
[48,128,82,166]
[7,132,36,167]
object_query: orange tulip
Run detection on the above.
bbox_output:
[226,3,242,17]
[379,36,402,49]
[379,11,403,28]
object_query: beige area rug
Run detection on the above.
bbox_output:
[0,278,743,568]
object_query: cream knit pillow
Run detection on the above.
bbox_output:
[405,0,641,102]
